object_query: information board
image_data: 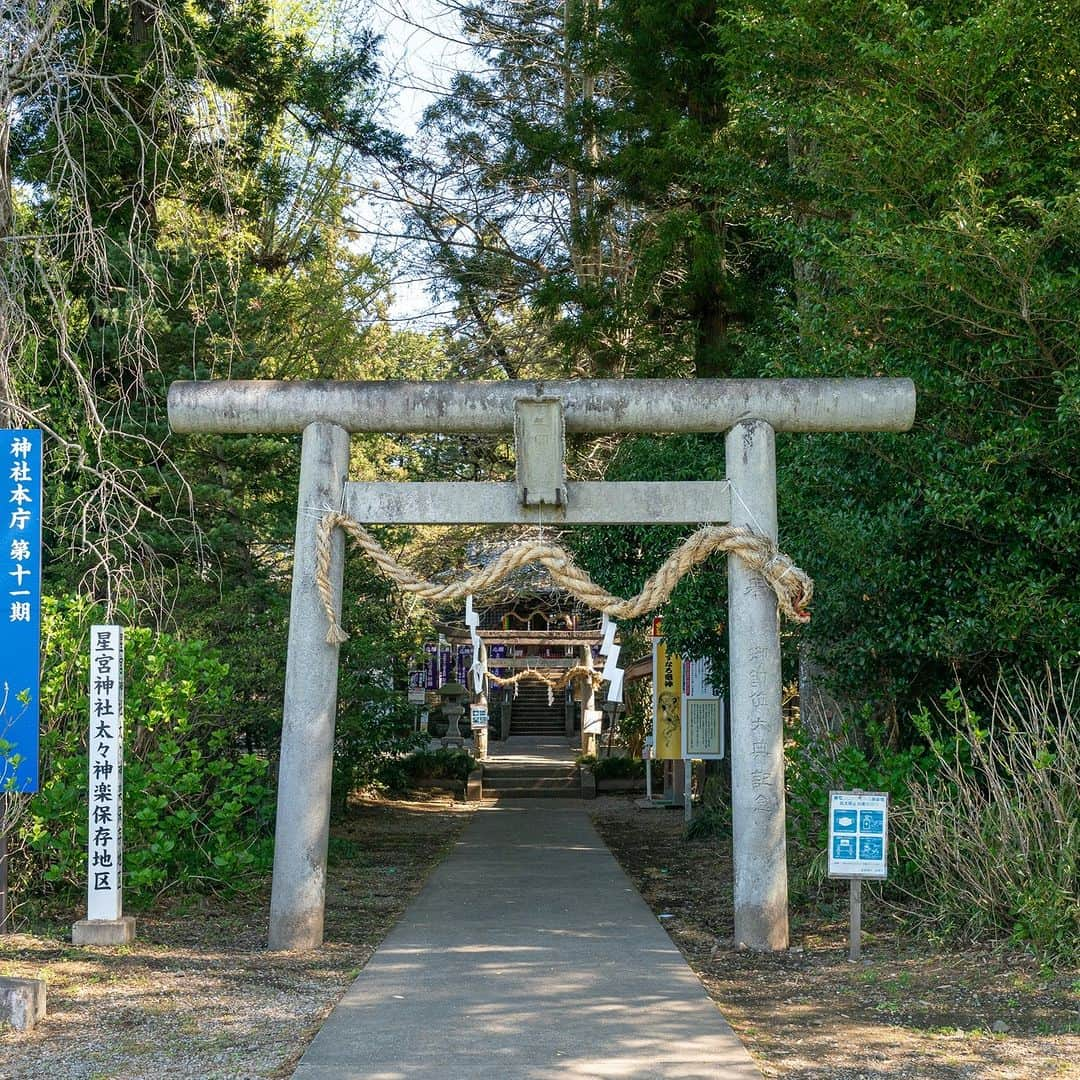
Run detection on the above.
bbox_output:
[680,657,723,759]
[828,791,888,879]
[682,698,724,758]
[1,430,43,792]
[469,704,488,730]
[408,669,427,704]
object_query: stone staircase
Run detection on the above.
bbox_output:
[482,760,582,799]
[508,678,567,737]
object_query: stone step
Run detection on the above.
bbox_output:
[483,764,579,779]
[482,787,582,799]
[483,776,580,792]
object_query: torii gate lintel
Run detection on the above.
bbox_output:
[167,378,915,954]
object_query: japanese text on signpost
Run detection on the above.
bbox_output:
[1,431,43,792]
[88,625,125,921]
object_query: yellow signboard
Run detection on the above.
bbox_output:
[652,636,682,759]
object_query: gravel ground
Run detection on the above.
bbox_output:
[591,795,1080,1080]
[0,793,474,1080]
[4,793,1076,1079]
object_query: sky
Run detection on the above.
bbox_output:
[355,0,478,326]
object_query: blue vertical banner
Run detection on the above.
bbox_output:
[0,430,43,793]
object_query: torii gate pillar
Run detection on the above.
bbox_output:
[726,419,787,949]
[168,377,915,953]
[268,421,350,951]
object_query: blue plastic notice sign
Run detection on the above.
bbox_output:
[828,790,888,879]
[0,430,43,792]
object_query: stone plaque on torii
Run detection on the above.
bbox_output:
[168,378,916,952]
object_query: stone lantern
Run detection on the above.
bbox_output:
[438,681,468,748]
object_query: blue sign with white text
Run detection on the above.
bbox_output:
[859,810,884,834]
[0,430,42,792]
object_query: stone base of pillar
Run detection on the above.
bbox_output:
[72,916,136,946]
[0,976,46,1031]
[580,767,596,799]
[466,770,483,802]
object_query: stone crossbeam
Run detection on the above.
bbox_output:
[343,481,731,525]
[168,378,916,435]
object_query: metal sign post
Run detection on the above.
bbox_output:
[1,429,43,933]
[828,790,889,961]
[1,429,43,795]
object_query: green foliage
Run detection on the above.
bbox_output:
[785,715,938,884]
[684,775,731,841]
[900,668,1079,963]
[12,595,274,907]
[727,0,1080,720]
[377,748,478,792]
[333,689,427,808]
[329,549,436,810]
[576,754,648,780]
[570,0,1079,732]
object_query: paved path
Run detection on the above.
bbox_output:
[483,734,580,765]
[292,800,760,1079]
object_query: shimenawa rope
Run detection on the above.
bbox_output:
[486,664,602,692]
[314,512,813,645]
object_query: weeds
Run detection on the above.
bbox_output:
[899,665,1079,963]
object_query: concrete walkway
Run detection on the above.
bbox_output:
[292,801,760,1080]
[483,734,580,766]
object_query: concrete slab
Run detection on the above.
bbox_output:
[484,735,579,766]
[292,800,760,1079]
[71,916,136,946]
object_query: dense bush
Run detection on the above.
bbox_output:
[785,667,1078,963]
[577,754,662,781]
[376,748,477,792]
[7,594,274,911]
[785,709,937,883]
[902,668,1078,964]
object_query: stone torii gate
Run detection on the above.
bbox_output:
[168,378,916,952]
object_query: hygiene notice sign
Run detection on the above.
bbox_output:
[828,791,888,879]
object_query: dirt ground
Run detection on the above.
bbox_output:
[591,796,1080,1080]
[0,794,474,1080]
[2,793,1077,1079]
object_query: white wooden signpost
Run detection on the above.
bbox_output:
[168,376,915,952]
[72,625,136,945]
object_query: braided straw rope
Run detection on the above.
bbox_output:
[487,664,603,692]
[315,512,812,644]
